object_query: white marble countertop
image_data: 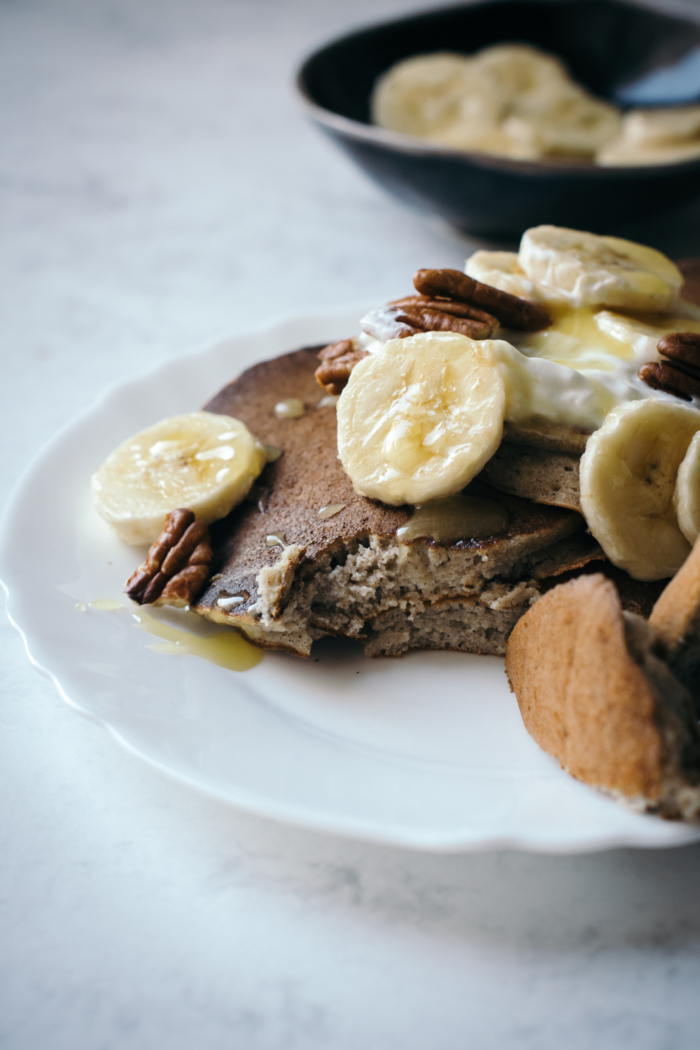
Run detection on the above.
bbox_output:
[3,1,700,1046]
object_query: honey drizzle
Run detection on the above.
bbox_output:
[317,503,346,519]
[274,399,305,419]
[397,494,510,544]
[132,609,262,671]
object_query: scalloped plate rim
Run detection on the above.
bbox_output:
[1,304,699,855]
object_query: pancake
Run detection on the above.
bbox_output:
[650,533,700,714]
[480,440,581,511]
[506,573,700,820]
[191,346,601,656]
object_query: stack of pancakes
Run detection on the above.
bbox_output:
[191,263,700,658]
[192,345,663,657]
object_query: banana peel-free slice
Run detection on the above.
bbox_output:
[579,399,700,581]
[371,52,491,139]
[466,250,546,303]
[336,332,506,506]
[92,411,267,545]
[519,226,684,312]
[675,431,700,545]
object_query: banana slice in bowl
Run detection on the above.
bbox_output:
[598,108,700,167]
[579,400,700,581]
[519,226,684,312]
[371,52,497,140]
[503,89,621,158]
[336,331,506,506]
[92,411,267,545]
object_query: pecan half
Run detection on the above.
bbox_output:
[639,362,700,401]
[389,302,495,340]
[125,508,213,607]
[317,338,355,362]
[315,340,369,396]
[657,332,700,372]
[414,268,551,331]
[389,294,498,328]
[639,332,700,401]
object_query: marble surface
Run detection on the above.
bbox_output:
[3,1,700,1046]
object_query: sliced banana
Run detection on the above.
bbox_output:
[579,400,700,580]
[675,431,700,544]
[337,332,506,505]
[503,89,621,157]
[92,411,267,545]
[371,44,624,162]
[465,250,568,305]
[449,44,578,159]
[465,250,539,300]
[470,44,571,97]
[371,53,496,139]
[595,309,700,365]
[370,44,700,170]
[428,123,540,159]
[467,248,699,328]
[622,106,700,146]
[594,310,666,362]
[599,139,700,167]
[599,106,700,166]
[519,226,684,312]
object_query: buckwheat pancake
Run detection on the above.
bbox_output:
[192,346,601,656]
[650,532,700,713]
[481,440,581,511]
[506,573,700,820]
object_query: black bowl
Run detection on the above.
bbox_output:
[297,0,700,237]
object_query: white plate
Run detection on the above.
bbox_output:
[2,305,699,853]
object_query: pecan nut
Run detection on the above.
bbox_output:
[657,332,700,371]
[315,340,369,395]
[317,338,355,362]
[389,302,495,340]
[413,268,551,331]
[315,264,550,394]
[390,294,498,327]
[638,362,700,401]
[639,332,700,401]
[125,508,213,607]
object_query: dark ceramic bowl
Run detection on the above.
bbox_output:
[297,0,700,237]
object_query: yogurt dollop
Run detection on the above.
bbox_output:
[356,295,700,435]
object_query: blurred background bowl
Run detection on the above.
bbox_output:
[297,0,700,238]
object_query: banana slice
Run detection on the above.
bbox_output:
[371,53,496,139]
[92,411,267,545]
[595,309,700,365]
[599,106,700,166]
[519,226,684,312]
[599,139,700,167]
[623,107,700,146]
[675,432,700,544]
[428,123,541,159]
[471,43,571,97]
[594,310,673,363]
[336,332,506,505]
[465,250,567,305]
[503,90,621,157]
[579,400,700,580]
